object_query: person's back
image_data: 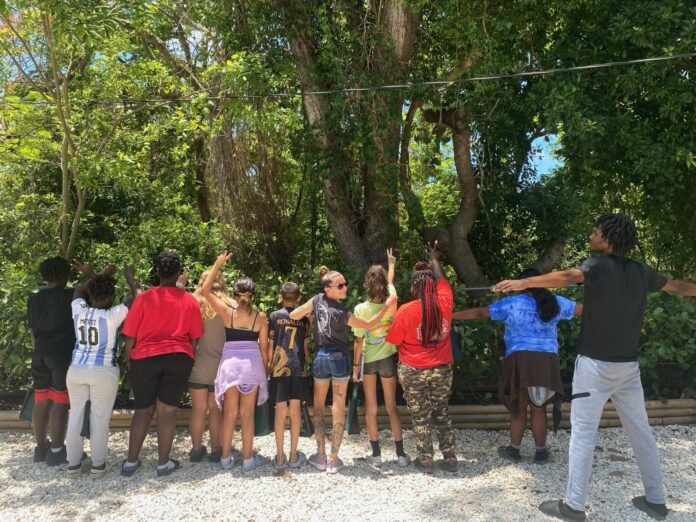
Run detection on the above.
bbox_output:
[29,286,75,359]
[71,298,128,368]
[123,285,202,359]
[579,255,666,362]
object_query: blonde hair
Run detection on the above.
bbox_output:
[194,270,233,320]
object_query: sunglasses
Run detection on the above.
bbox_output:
[332,282,349,290]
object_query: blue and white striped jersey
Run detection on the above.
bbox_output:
[71,298,128,367]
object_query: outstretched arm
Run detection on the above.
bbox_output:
[347,294,397,330]
[289,298,314,320]
[452,307,490,321]
[574,303,583,316]
[661,279,696,297]
[387,248,396,285]
[123,266,143,305]
[495,269,584,292]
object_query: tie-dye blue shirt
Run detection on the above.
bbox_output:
[489,294,576,356]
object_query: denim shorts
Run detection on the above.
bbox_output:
[312,347,351,382]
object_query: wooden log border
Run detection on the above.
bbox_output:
[1,399,695,432]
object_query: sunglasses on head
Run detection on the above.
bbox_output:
[332,282,349,290]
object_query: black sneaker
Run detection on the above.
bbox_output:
[497,445,522,463]
[208,446,222,463]
[632,496,668,520]
[440,454,458,473]
[189,446,208,463]
[539,500,586,521]
[534,448,550,464]
[156,458,181,477]
[120,459,142,477]
[414,456,434,474]
[45,445,67,466]
[33,441,49,463]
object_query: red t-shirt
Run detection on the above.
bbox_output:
[386,278,454,369]
[121,286,203,360]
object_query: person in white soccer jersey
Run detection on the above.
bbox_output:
[65,262,140,477]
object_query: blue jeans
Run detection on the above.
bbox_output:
[312,347,350,382]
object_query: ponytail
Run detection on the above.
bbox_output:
[519,268,559,323]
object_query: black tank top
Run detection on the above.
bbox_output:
[225,311,260,342]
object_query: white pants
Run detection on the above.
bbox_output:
[66,365,119,467]
[564,355,666,511]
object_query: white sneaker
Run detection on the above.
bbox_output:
[366,454,382,467]
[220,456,235,470]
[397,454,411,467]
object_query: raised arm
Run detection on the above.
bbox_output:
[661,279,696,297]
[387,248,396,285]
[201,251,234,323]
[427,241,445,281]
[123,266,143,305]
[289,298,314,320]
[452,307,490,321]
[72,261,97,300]
[347,294,397,331]
[495,269,584,292]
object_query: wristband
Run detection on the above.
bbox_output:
[353,364,360,367]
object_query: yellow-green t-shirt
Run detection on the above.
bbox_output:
[352,284,398,363]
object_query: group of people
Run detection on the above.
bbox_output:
[26,213,696,521]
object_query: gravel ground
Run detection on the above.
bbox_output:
[1,425,695,521]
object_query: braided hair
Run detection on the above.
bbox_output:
[87,275,116,304]
[410,266,443,347]
[596,213,638,256]
[519,268,559,323]
[39,257,71,283]
[157,250,181,278]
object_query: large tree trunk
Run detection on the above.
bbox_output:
[421,107,489,286]
[280,0,419,268]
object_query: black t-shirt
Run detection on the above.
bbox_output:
[27,287,76,358]
[269,307,310,377]
[312,293,351,353]
[578,255,667,362]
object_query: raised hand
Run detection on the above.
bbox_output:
[387,248,396,265]
[176,269,189,289]
[426,240,439,259]
[123,266,135,281]
[72,260,96,278]
[214,251,232,268]
[102,265,118,278]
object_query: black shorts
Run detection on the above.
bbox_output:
[130,353,194,409]
[363,353,397,378]
[189,381,215,392]
[269,376,313,404]
[31,352,71,403]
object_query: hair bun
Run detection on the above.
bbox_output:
[414,262,430,271]
[318,266,330,278]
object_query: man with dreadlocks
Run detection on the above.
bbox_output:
[386,241,456,473]
[496,213,696,521]
[27,256,76,465]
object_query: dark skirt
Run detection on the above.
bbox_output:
[268,376,313,404]
[499,350,564,431]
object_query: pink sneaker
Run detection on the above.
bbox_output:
[308,453,327,471]
[326,457,344,474]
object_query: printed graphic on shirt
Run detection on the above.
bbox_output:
[71,299,128,367]
[269,308,310,377]
[315,298,332,338]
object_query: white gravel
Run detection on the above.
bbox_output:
[1,425,695,521]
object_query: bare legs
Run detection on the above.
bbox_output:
[510,389,548,447]
[274,399,301,465]
[189,388,221,452]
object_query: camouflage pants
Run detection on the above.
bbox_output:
[398,362,455,460]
